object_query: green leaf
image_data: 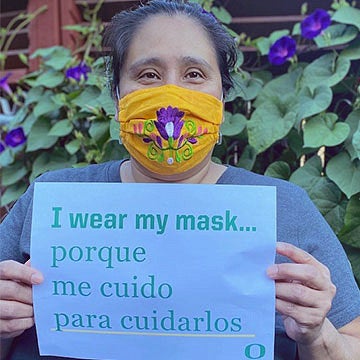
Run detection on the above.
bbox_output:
[341,38,360,60]
[0,182,27,207]
[44,48,72,70]
[301,53,351,90]
[65,139,81,155]
[338,196,360,248]
[290,156,346,233]
[96,88,115,115]
[72,86,101,109]
[30,151,76,182]
[247,102,297,154]
[254,37,272,56]
[30,46,71,59]
[344,110,360,160]
[236,145,257,171]
[326,152,360,198]
[89,121,110,142]
[0,148,14,167]
[332,6,360,30]
[48,119,74,136]
[352,123,360,160]
[315,24,358,48]
[211,6,232,24]
[33,92,62,118]
[265,161,291,180]
[30,70,65,88]
[297,85,333,120]
[110,119,120,141]
[18,53,28,66]
[226,71,263,102]
[221,112,247,136]
[26,118,59,152]
[1,162,28,186]
[303,113,350,148]
[24,86,44,106]
[101,141,129,163]
[254,68,302,107]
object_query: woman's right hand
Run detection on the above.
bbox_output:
[0,260,43,339]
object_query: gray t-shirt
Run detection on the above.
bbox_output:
[1,160,359,360]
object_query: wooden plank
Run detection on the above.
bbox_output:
[59,0,81,50]
[27,0,61,71]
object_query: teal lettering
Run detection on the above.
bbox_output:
[225,210,237,231]
[197,215,209,230]
[52,280,91,296]
[230,317,242,332]
[90,213,102,228]
[176,214,195,230]
[120,315,133,329]
[51,207,62,228]
[245,344,266,359]
[156,214,168,235]
[211,215,223,230]
[178,317,191,331]
[104,214,116,229]
[69,213,89,228]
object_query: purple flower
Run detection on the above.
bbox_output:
[5,127,27,147]
[0,142,5,153]
[0,73,12,95]
[301,9,331,39]
[155,106,185,141]
[268,36,297,66]
[65,62,91,81]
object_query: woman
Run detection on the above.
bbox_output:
[1,1,359,359]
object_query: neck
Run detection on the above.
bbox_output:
[120,157,226,184]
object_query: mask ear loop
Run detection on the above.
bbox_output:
[115,85,123,145]
[217,91,224,145]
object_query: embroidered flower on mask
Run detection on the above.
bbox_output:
[301,9,331,39]
[155,106,185,141]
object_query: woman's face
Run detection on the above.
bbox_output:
[119,14,223,100]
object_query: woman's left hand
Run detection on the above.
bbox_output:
[267,242,337,345]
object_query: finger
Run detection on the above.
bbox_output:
[267,263,328,290]
[0,279,33,304]
[275,282,333,311]
[0,260,43,285]
[0,318,34,338]
[275,297,326,328]
[0,300,33,319]
[275,242,323,269]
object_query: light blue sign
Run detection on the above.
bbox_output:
[31,183,276,359]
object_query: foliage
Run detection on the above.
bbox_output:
[1,1,360,283]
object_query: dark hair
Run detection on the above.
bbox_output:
[103,0,237,96]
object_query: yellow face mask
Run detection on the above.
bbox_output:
[119,84,223,176]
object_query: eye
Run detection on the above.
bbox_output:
[185,70,205,81]
[139,71,160,80]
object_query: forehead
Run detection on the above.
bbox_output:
[124,14,218,67]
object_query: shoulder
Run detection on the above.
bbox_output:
[219,165,309,201]
[35,160,122,183]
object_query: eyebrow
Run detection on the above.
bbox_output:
[127,56,215,75]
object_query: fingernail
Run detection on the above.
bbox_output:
[31,273,43,284]
[266,265,278,278]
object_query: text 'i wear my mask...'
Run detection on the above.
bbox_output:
[119,84,223,175]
